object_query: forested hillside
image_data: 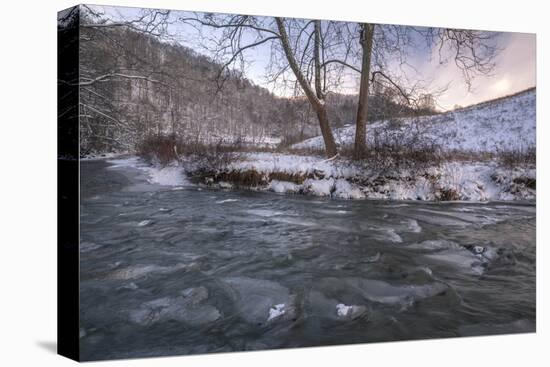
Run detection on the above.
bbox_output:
[74,9,433,155]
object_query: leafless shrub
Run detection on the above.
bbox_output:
[137,134,182,166]
[342,118,443,172]
[188,139,242,174]
[438,188,461,201]
[137,134,243,172]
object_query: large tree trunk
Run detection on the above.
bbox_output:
[275,17,338,158]
[353,23,375,160]
[315,106,337,157]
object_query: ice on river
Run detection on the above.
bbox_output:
[409,239,497,275]
[405,219,422,233]
[216,198,239,204]
[317,277,448,307]
[103,262,200,281]
[307,291,367,321]
[220,277,296,325]
[267,304,287,321]
[129,286,221,326]
[336,303,367,319]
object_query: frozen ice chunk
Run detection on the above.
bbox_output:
[267,304,286,321]
[336,303,367,319]
[473,245,485,254]
[336,303,351,317]
[221,277,295,324]
[129,286,220,326]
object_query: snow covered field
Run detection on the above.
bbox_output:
[293,89,536,153]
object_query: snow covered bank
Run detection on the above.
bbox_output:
[81,151,128,161]
[101,151,535,202]
[194,152,535,201]
[293,89,536,153]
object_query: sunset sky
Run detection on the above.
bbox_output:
[88,5,536,110]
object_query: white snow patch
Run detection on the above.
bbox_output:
[269,180,301,194]
[219,181,233,189]
[333,179,365,199]
[303,178,335,196]
[267,303,286,321]
[336,303,352,317]
[335,303,367,319]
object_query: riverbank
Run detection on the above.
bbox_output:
[107,153,535,202]
[187,152,535,202]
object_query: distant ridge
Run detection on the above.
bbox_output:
[452,87,536,113]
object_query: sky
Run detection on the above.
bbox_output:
[86,5,536,110]
[423,31,536,109]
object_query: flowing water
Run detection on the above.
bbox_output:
[79,159,536,361]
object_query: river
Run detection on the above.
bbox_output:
[79,158,536,361]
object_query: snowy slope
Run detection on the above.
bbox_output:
[293,89,536,153]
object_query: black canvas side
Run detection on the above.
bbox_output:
[57,5,80,362]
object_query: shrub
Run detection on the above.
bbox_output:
[438,188,460,201]
[137,134,182,166]
[498,147,536,168]
[137,134,243,171]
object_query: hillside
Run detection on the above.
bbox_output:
[77,9,439,155]
[293,88,536,153]
[172,88,536,201]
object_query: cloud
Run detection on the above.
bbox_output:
[419,32,536,109]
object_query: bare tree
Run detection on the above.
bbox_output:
[179,14,345,157]
[353,23,375,159]
[73,6,499,159]
[275,18,337,156]
[328,23,498,158]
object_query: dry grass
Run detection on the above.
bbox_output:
[498,147,536,168]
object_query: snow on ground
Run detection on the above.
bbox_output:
[269,180,301,193]
[99,90,535,201]
[229,152,359,178]
[191,133,281,148]
[206,152,535,201]
[293,89,536,153]
[81,151,128,161]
